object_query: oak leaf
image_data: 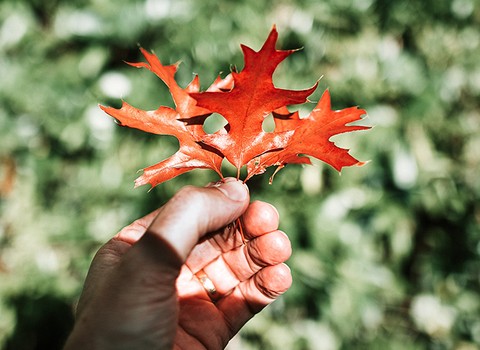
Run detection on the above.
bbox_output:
[245,90,370,182]
[190,27,317,175]
[100,49,227,188]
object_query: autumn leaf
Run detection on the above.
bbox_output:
[100,49,227,188]
[190,26,317,175]
[245,90,370,182]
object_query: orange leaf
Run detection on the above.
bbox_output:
[100,49,226,188]
[190,26,317,174]
[246,90,369,182]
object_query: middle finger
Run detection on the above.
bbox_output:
[197,229,291,296]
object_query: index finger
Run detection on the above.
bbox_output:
[185,201,280,273]
[242,200,279,239]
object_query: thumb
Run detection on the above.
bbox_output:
[138,178,250,265]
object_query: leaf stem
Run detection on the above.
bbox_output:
[236,217,247,244]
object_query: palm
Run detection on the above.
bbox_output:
[174,201,291,349]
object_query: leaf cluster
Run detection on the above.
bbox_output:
[101,27,369,188]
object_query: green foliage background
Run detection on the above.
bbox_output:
[1,0,479,349]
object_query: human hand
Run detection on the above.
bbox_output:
[64,179,292,350]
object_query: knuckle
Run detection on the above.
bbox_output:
[171,185,206,206]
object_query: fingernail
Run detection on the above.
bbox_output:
[215,180,249,202]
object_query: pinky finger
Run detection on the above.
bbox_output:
[215,263,292,335]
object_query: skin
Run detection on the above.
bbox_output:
[64,179,292,350]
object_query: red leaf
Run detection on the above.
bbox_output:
[190,26,317,174]
[246,90,369,182]
[100,49,225,188]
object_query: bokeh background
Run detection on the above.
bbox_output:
[1,0,479,349]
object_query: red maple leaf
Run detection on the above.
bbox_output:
[100,27,369,189]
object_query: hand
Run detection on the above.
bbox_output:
[64,179,292,349]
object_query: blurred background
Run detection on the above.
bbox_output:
[1,0,479,349]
